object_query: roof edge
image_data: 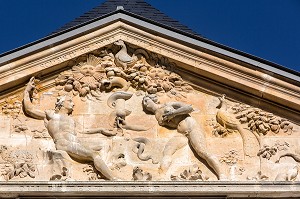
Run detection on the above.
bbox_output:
[1,9,299,82]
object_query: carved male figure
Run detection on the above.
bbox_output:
[23,77,117,180]
[142,94,226,180]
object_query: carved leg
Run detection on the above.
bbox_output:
[188,128,227,180]
[55,140,117,180]
[159,136,188,173]
[92,155,118,180]
[49,150,71,180]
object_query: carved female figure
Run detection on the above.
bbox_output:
[142,94,226,180]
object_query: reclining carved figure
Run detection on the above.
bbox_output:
[142,94,227,180]
[23,77,117,180]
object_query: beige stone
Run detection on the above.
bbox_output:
[0,23,299,198]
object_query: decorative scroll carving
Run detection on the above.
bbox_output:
[220,150,239,166]
[132,166,152,181]
[276,152,300,163]
[83,164,104,181]
[0,146,36,180]
[170,165,209,181]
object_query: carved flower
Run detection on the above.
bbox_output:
[220,150,239,165]
[132,166,152,181]
[257,144,277,160]
[171,165,209,181]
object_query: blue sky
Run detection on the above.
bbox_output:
[0,0,299,72]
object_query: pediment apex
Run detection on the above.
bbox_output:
[0,21,300,119]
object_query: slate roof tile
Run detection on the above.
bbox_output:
[50,0,199,36]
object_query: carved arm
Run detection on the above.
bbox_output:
[80,128,117,136]
[163,102,194,121]
[23,77,46,120]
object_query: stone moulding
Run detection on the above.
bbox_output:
[0,22,299,116]
[0,182,299,198]
[1,8,300,199]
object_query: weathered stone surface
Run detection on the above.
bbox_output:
[0,33,300,198]
[0,40,299,184]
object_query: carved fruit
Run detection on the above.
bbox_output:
[271,125,279,132]
[140,66,147,72]
[79,88,88,96]
[148,87,157,94]
[89,84,97,90]
[107,71,115,77]
[174,81,182,86]
[247,112,255,119]
[64,84,73,92]
[139,78,145,84]
[162,83,172,91]
[240,117,248,123]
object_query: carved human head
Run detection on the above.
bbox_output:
[80,64,95,77]
[142,94,159,113]
[55,96,74,114]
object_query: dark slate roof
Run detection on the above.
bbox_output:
[50,0,199,36]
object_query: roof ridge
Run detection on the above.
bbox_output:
[50,0,200,36]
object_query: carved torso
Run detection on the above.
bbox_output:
[45,110,78,143]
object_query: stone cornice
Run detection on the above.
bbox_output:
[0,181,299,198]
[0,21,299,118]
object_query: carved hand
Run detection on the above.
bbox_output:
[25,77,36,92]
[162,111,174,122]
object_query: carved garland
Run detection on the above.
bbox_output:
[55,40,193,101]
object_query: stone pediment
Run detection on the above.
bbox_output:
[1,17,300,198]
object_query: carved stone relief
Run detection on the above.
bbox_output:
[0,40,299,182]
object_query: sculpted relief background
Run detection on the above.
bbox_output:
[0,40,299,182]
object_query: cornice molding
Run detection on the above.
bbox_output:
[0,21,299,117]
[0,181,299,198]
